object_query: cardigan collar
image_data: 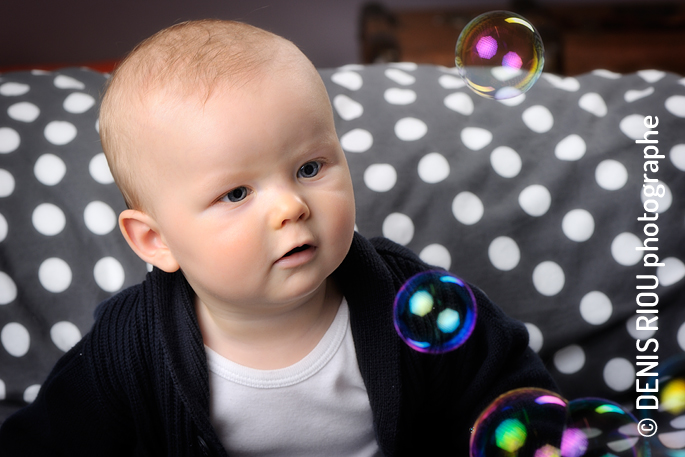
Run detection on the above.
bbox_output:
[149,231,402,456]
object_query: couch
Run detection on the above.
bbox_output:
[1,63,684,438]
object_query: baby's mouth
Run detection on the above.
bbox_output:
[282,244,311,258]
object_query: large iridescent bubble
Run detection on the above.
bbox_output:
[455,11,544,100]
[470,388,569,456]
[563,398,648,457]
[393,271,477,354]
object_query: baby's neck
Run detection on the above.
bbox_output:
[194,278,342,370]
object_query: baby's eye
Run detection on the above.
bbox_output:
[298,161,322,179]
[221,186,250,203]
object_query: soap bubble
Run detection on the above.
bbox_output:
[455,11,544,100]
[563,398,648,457]
[393,271,477,353]
[640,355,685,453]
[470,388,569,456]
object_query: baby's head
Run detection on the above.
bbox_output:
[99,20,356,310]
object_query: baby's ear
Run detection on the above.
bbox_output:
[118,209,180,273]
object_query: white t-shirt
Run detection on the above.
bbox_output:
[205,298,381,457]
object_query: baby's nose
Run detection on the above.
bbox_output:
[269,189,310,229]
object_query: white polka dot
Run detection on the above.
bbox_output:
[95,118,100,133]
[452,192,484,225]
[490,146,522,178]
[44,121,77,145]
[1,322,30,357]
[384,88,416,105]
[382,213,414,246]
[395,117,427,141]
[444,92,474,115]
[640,180,672,213]
[619,114,650,140]
[32,69,49,75]
[592,69,621,79]
[7,102,40,122]
[658,257,685,287]
[389,62,417,71]
[50,321,82,352]
[419,244,451,270]
[340,128,373,153]
[0,272,17,305]
[579,291,612,325]
[626,314,656,340]
[438,74,465,89]
[23,384,41,403]
[522,105,554,133]
[678,322,685,351]
[363,164,397,192]
[0,212,7,242]
[417,152,449,183]
[666,95,685,118]
[625,87,654,103]
[34,153,67,186]
[562,209,595,242]
[518,184,551,217]
[491,66,523,83]
[611,232,643,266]
[461,127,492,151]
[38,257,72,293]
[554,345,585,374]
[146,262,154,272]
[333,94,363,121]
[671,144,685,171]
[89,153,114,184]
[63,92,96,113]
[337,63,365,71]
[384,68,415,85]
[555,134,586,161]
[637,70,665,83]
[533,261,565,296]
[0,82,30,96]
[488,236,520,271]
[54,75,85,89]
[603,358,634,392]
[0,169,15,197]
[94,256,126,292]
[84,201,117,235]
[541,74,580,91]
[497,94,526,107]
[525,323,543,352]
[0,379,5,400]
[578,93,607,117]
[0,127,20,153]
[595,159,628,190]
[32,203,66,236]
[331,71,363,91]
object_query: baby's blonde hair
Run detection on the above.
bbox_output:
[99,19,294,211]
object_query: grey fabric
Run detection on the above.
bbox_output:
[1,64,684,422]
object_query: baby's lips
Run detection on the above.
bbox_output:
[278,240,316,260]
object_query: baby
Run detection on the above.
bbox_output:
[0,20,556,456]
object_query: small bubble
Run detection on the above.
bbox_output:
[470,388,568,456]
[564,398,648,457]
[393,271,477,354]
[455,11,544,100]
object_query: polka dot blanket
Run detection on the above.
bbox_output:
[0,64,684,423]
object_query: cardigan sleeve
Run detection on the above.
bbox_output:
[370,236,559,456]
[0,338,135,456]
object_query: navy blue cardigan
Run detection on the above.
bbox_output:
[0,233,557,456]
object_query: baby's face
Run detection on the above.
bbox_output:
[137,64,356,312]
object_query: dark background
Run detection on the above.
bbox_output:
[3,0,685,71]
